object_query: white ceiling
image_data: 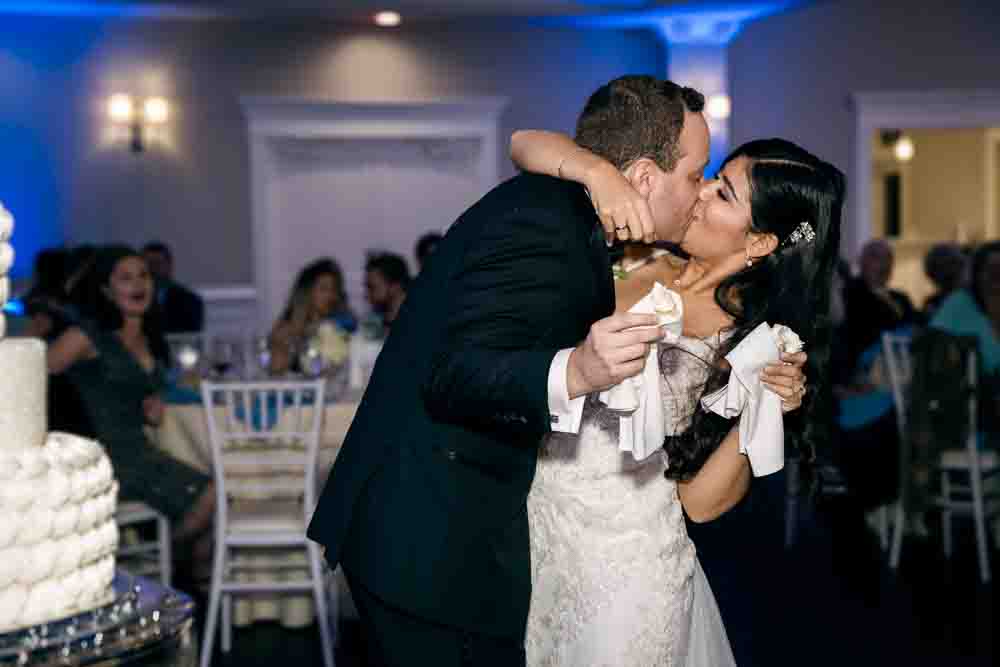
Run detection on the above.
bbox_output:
[1,1,765,21]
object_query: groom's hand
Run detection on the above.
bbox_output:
[566,313,663,399]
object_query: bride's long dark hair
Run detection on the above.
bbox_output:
[664,138,845,481]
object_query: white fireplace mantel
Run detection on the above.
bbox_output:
[241,96,509,328]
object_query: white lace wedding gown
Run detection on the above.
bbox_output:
[526,335,737,666]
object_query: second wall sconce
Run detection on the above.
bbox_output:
[108,94,170,152]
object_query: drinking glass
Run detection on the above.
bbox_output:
[210,337,240,379]
[253,335,273,378]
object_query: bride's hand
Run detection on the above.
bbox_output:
[761,351,809,413]
[583,161,656,245]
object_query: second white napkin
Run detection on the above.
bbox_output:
[699,322,788,477]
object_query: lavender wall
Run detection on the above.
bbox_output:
[730,0,1000,260]
[0,16,662,284]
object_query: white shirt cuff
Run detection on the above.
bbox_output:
[547,348,586,434]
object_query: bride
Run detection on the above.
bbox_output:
[510,133,844,665]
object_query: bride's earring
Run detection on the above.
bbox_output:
[745,247,753,268]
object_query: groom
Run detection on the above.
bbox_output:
[307,76,710,666]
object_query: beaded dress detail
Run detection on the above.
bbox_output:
[525,333,736,666]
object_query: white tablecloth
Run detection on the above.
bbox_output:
[151,397,360,627]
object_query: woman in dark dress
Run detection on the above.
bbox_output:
[47,245,215,558]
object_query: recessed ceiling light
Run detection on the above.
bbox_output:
[374,11,401,27]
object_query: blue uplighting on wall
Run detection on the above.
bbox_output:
[2,299,25,316]
[0,14,109,278]
[536,1,806,44]
[0,2,221,19]
[0,130,65,280]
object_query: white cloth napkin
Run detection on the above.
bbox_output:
[699,322,786,477]
[598,283,683,462]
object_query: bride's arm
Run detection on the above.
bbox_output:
[510,130,606,183]
[510,130,656,243]
[676,426,750,523]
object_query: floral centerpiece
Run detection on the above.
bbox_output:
[300,320,351,384]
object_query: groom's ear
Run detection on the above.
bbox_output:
[623,158,657,198]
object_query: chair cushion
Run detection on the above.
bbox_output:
[940,449,999,470]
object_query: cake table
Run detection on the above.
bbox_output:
[0,572,196,666]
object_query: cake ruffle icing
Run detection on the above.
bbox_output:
[0,432,120,631]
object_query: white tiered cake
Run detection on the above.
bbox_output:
[0,203,120,632]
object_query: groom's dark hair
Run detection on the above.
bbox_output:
[575,75,704,173]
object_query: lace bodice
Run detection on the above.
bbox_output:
[660,334,725,437]
[525,334,730,666]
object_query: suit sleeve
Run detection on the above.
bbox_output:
[422,210,575,439]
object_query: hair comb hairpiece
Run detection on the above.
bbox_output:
[784,221,816,248]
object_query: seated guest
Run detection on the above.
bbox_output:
[142,241,205,333]
[922,242,968,319]
[364,252,410,333]
[22,247,93,434]
[929,240,1000,546]
[931,240,1000,422]
[842,239,920,367]
[831,239,922,544]
[47,245,215,565]
[414,231,442,273]
[22,248,73,341]
[269,257,355,375]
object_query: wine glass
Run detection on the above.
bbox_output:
[299,339,326,378]
[253,335,273,378]
[210,338,238,379]
[167,334,203,385]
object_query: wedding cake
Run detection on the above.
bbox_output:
[0,203,119,632]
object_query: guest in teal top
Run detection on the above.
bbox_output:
[931,240,1000,435]
[930,240,1000,375]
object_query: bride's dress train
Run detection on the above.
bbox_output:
[525,336,736,666]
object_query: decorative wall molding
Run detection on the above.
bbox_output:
[851,89,1000,259]
[241,96,509,329]
[197,285,258,334]
[986,128,1000,248]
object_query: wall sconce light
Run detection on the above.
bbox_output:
[107,93,170,152]
[706,94,731,121]
[880,129,915,163]
[893,136,915,162]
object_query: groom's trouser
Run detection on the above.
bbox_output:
[344,569,526,667]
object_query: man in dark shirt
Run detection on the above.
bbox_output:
[142,241,204,333]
